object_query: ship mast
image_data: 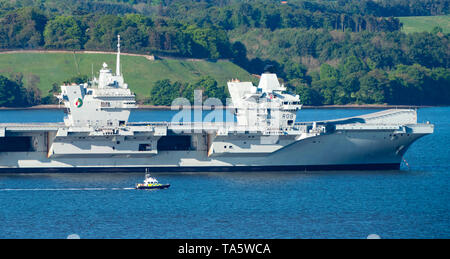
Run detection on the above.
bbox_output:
[116,35,121,76]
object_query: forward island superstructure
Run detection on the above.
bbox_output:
[0,36,434,173]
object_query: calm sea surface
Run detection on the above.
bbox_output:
[0,107,449,239]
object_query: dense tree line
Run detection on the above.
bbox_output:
[0,73,103,107]
[0,8,234,59]
[161,0,403,32]
[233,28,449,105]
[0,74,43,107]
[0,8,47,48]
[5,0,445,33]
[231,28,449,70]
[0,0,139,16]
[335,0,449,17]
[8,1,443,24]
[296,60,450,106]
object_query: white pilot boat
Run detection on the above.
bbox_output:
[136,172,170,190]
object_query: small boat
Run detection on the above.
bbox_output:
[135,172,170,190]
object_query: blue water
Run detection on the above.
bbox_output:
[0,108,449,239]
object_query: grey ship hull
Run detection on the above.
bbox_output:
[0,110,432,173]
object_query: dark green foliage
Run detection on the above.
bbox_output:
[355,70,388,104]
[319,64,339,80]
[405,32,449,68]
[0,75,25,107]
[230,41,248,67]
[44,15,86,49]
[186,76,228,104]
[24,86,42,106]
[388,64,450,105]
[0,7,47,48]
[339,56,368,75]
[288,82,322,106]
[149,76,228,106]
[85,14,153,52]
[40,95,58,105]
[63,75,89,85]
[0,6,234,58]
[232,28,450,105]
[284,61,308,81]
[149,79,184,106]
[183,25,231,59]
[161,0,403,32]
[0,75,42,107]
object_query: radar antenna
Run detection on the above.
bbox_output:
[116,35,121,76]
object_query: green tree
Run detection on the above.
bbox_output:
[63,75,89,85]
[319,64,339,80]
[312,78,340,105]
[84,15,122,50]
[285,61,308,81]
[388,64,433,104]
[0,75,27,107]
[292,83,322,106]
[406,33,448,68]
[339,56,368,75]
[340,73,361,103]
[182,76,227,104]
[355,70,388,104]
[230,41,248,67]
[44,15,85,49]
[429,68,450,105]
[0,7,47,48]
[149,79,183,106]
[183,25,231,59]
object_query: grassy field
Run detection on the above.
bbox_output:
[398,15,450,34]
[0,52,252,98]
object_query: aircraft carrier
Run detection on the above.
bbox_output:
[0,36,434,173]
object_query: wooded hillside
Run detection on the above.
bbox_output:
[0,0,448,106]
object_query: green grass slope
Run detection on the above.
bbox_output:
[0,52,252,99]
[398,15,450,34]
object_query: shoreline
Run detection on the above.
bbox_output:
[0,104,437,110]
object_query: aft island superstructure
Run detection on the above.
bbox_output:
[0,36,434,173]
